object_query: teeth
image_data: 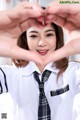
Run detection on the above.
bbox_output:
[39,51,46,52]
[37,50,48,55]
[38,50,48,52]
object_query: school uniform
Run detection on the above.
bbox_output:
[0,61,80,120]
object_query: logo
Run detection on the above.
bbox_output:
[0,113,7,120]
[59,0,80,4]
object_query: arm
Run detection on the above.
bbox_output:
[0,1,44,65]
[44,0,80,63]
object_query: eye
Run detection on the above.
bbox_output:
[29,35,37,38]
[46,33,54,37]
[29,35,38,39]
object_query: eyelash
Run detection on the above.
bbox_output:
[46,33,54,37]
[29,33,54,39]
[29,35,38,38]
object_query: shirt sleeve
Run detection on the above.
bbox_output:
[0,67,8,94]
[0,65,19,101]
[74,62,80,94]
[0,65,19,120]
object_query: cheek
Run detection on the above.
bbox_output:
[27,40,37,50]
[49,38,56,50]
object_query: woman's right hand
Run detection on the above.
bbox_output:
[0,1,44,65]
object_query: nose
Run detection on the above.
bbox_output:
[38,39,47,47]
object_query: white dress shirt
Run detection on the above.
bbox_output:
[0,61,80,120]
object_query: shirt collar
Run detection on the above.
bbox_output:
[22,61,59,77]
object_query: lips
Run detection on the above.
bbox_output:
[37,50,49,55]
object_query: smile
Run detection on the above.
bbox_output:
[37,50,49,55]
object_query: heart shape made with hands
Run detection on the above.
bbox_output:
[1,2,79,65]
[0,11,66,66]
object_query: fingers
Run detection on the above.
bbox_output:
[0,11,12,27]
[19,3,43,20]
[45,0,80,31]
[0,40,42,65]
[46,1,69,14]
[46,0,80,14]
[44,47,70,65]
[20,19,43,33]
[45,14,76,31]
[45,38,80,64]
[10,46,43,65]
[45,12,79,31]
[8,1,44,22]
[46,14,65,26]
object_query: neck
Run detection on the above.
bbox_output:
[36,64,46,73]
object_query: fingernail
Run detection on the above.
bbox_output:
[37,16,44,22]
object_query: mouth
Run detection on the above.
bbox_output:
[37,50,49,56]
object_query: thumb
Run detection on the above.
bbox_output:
[10,46,43,65]
[20,19,43,33]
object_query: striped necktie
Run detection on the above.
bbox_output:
[33,70,51,120]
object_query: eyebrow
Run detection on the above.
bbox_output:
[45,29,55,33]
[29,31,38,33]
[29,29,55,34]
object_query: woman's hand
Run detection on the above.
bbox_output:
[43,0,80,64]
[0,1,44,64]
[46,0,80,31]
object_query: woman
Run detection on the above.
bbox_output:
[0,22,80,120]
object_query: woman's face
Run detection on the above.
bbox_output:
[26,24,56,57]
